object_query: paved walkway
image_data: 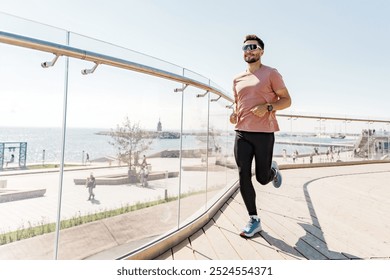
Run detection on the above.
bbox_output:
[1,160,389,259]
[153,162,390,260]
[0,157,236,259]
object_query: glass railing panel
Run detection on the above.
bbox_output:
[276,116,352,164]
[206,97,238,208]
[0,12,67,44]
[69,33,184,77]
[0,22,240,259]
[177,86,208,226]
[182,68,210,87]
[276,115,390,164]
[356,120,390,160]
[0,38,65,259]
[55,35,184,258]
[209,80,232,102]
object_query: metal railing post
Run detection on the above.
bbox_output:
[53,31,70,260]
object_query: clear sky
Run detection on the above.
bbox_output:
[1,0,389,130]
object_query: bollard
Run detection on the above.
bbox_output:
[0,180,7,188]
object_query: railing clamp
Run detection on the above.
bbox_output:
[226,103,234,109]
[81,62,99,75]
[174,84,188,92]
[196,90,208,98]
[211,95,221,102]
[41,54,60,68]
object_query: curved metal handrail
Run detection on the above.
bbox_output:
[277,112,390,123]
[0,30,234,103]
[2,30,390,124]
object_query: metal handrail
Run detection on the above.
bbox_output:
[277,112,390,123]
[0,30,234,103]
[2,30,390,124]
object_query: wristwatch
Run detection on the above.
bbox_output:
[267,104,273,112]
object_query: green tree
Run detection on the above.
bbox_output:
[109,117,152,169]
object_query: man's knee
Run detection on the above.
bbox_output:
[255,174,270,185]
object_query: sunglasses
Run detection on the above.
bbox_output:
[242,44,262,51]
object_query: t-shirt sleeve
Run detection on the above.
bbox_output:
[270,69,286,92]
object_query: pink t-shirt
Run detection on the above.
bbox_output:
[233,65,286,132]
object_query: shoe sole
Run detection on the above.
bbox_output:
[272,161,282,188]
[239,226,262,238]
[273,173,282,188]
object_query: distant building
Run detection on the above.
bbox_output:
[157,118,162,132]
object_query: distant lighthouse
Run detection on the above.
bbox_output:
[157,118,162,132]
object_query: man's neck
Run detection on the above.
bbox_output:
[247,61,262,73]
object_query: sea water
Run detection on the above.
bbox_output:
[0,127,356,164]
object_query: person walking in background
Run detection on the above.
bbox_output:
[5,154,15,167]
[141,154,147,168]
[230,34,292,238]
[139,166,148,187]
[86,173,96,200]
[85,153,90,165]
[282,149,287,161]
[292,150,298,163]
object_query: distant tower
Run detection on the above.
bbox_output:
[157,118,162,132]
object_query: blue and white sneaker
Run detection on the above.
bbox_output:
[240,217,262,238]
[271,161,282,188]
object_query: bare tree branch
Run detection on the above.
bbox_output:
[108,116,152,168]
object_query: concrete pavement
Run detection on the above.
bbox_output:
[0,157,237,259]
[1,158,389,259]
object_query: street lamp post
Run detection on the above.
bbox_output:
[387,123,390,156]
[42,149,45,166]
[288,117,297,163]
[367,121,373,160]
[316,118,326,162]
[343,120,351,160]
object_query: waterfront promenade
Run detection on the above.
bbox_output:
[0,157,236,259]
[151,162,390,260]
[0,158,389,260]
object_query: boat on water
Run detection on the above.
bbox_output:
[158,131,180,139]
[330,133,346,139]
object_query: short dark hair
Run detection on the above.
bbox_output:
[244,34,264,50]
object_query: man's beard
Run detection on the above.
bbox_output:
[245,56,259,63]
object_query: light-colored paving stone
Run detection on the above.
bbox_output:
[167,162,390,260]
[1,160,390,260]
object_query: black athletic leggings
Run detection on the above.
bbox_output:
[234,130,275,216]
